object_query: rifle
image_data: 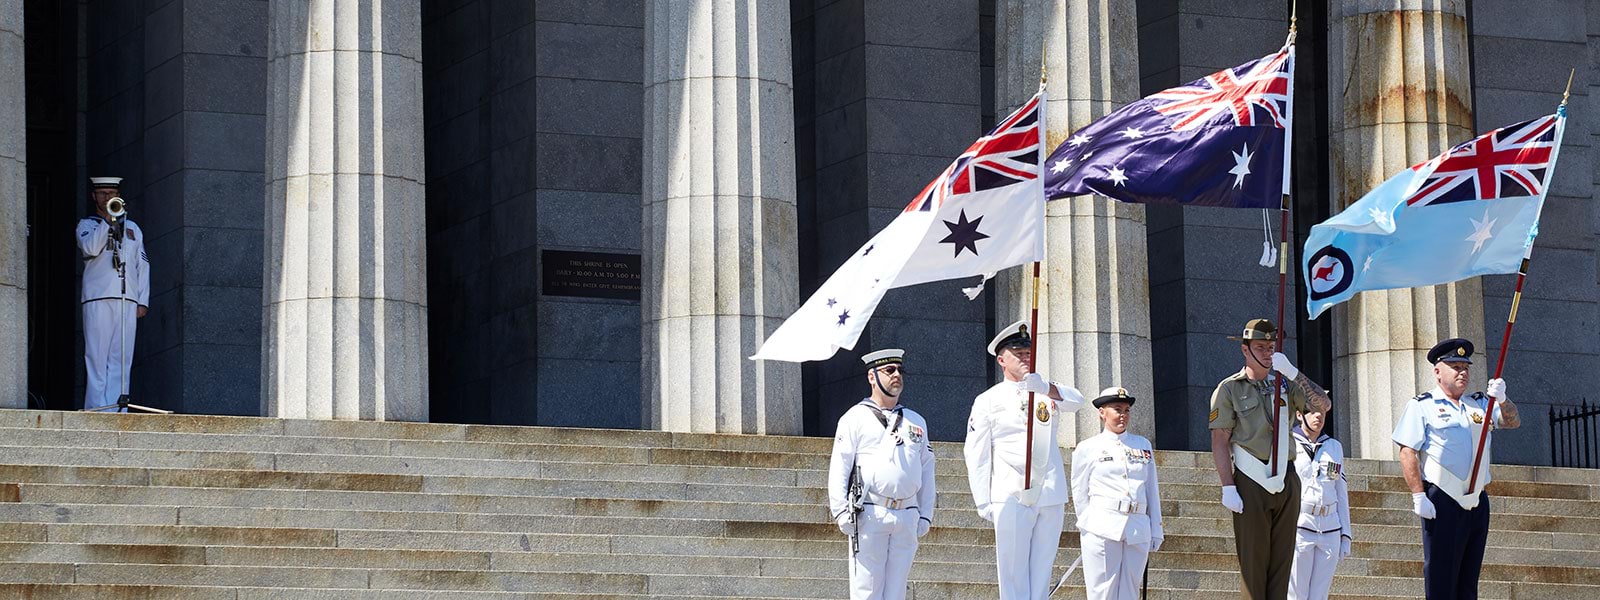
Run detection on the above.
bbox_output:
[847,465,864,555]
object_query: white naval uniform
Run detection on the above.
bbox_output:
[828,399,937,600]
[964,380,1086,600]
[1287,428,1351,600]
[1070,430,1163,600]
[77,216,150,411]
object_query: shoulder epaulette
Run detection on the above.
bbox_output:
[1470,391,1485,400]
[1413,391,1433,402]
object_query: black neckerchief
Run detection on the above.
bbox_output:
[858,400,905,445]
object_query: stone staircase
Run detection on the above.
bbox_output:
[0,409,1596,599]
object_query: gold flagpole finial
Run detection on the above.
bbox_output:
[1562,68,1575,108]
[1040,35,1048,84]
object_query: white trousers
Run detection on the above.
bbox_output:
[1287,529,1341,600]
[993,498,1065,600]
[83,299,137,411]
[848,505,920,600]
[1080,531,1150,600]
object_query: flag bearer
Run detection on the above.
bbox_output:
[1071,387,1163,600]
[1392,339,1520,599]
[827,349,936,600]
[964,320,1088,600]
[1287,407,1352,600]
[1208,318,1331,600]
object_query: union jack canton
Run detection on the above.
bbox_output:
[1043,41,1295,209]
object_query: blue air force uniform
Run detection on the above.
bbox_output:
[1392,338,1514,599]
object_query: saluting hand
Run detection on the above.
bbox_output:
[1270,352,1299,380]
[1487,378,1507,400]
[1017,373,1052,396]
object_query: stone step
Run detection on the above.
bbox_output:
[0,560,1498,597]
[5,435,1590,508]
[3,539,1596,586]
[10,460,1600,537]
[6,500,1600,564]
[7,410,1598,488]
[1,516,1592,573]
[0,586,610,600]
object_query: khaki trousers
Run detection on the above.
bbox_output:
[1232,468,1300,600]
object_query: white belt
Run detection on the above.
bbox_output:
[864,491,916,510]
[1424,459,1486,511]
[1233,442,1288,494]
[1087,495,1145,515]
[1300,503,1334,517]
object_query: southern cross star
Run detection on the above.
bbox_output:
[1068,133,1092,147]
[1120,127,1145,139]
[1106,166,1129,186]
[939,210,990,258]
[1050,158,1072,174]
[1465,209,1498,253]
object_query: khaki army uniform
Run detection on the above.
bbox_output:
[1211,366,1309,599]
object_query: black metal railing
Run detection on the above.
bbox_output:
[1551,399,1600,468]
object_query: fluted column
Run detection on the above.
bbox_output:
[1330,1,1482,458]
[642,0,801,434]
[0,0,25,409]
[996,0,1153,444]
[263,0,428,421]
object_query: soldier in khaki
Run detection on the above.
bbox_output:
[1209,319,1331,599]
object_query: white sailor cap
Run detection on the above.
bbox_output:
[90,177,123,188]
[987,320,1031,356]
[1092,387,1136,408]
[861,349,905,370]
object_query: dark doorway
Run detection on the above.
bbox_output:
[24,0,81,410]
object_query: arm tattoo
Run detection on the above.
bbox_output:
[1293,373,1331,411]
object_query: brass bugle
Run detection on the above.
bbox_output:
[107,197,126,219]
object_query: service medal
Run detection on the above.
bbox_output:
[1036,402,1050,423]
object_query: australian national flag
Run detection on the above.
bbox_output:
[1044,42,1293,208]
[1303,113,1566,319]
[753,90,1047,362]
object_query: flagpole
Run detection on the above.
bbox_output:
[1465,70,1573,494]
[1024,40,1050,492]
[1268,9,1298,479]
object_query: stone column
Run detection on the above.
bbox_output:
[0,0,25,409]
[1329,2,1482,458]
[995,0,1154,444]
[642,0,801,434]
[263,0,428,421]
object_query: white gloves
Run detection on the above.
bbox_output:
[1151,536,1163,553]
[917,519,931,538]
[1271,352,1299,380]
[978,503,999,523]
[836,513,853,535]
[1487,378,1507,400]
[1412,492,1436,520]
[1018,373,1053,396]
[1221,486,1244,513]
[1340,537,1352,558]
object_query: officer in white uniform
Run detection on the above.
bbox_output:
[964,320,1087,600]
[1287,408,1351,600]
[1071,387,1163,600]
[76,177,150,412]
[828,349,936,600]
[1392,338,1519,600]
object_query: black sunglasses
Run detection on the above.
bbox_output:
[876,365,905,375]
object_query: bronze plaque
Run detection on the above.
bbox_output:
[541,250,642,301]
